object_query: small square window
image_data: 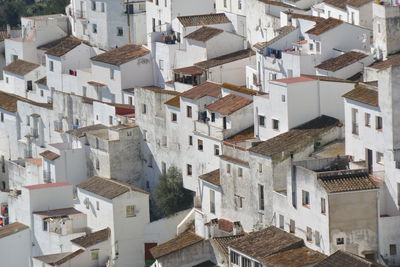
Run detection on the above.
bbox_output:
[198,139,203,151]
[92,24,98,34]
[238,167,243,177]
[142,104,147,114]
[117,27,123,36]
[49,61,54,72]
[376,116,383,130]
[365,113,371,127]
[258,163,262,173]
[211,112,216,122]
[272,119,279,130]
[171,112,177,122]
[189,135,193,146]
[187,164,192,176]
[302,190,310,206]
[281,95,286,102]
[309,43,314,51]
[126,205,135,217]
[186,106,192,118]
[336,237,344,245]
[390,244,397,255]
[259,115,265,127]
[214,145,220,155]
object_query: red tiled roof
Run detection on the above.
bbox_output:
[272,75,316,84]
[199,169,220,186]
[306,18,343,36]
[316,51,368,72]
[206,94,252,115]
[180,82,221,100]
[342,85,378,107]
[165,96,180,108]
[24,182,70,190]
[177,13,231,27]
[185,27,224,42]
[4,60,40,76]
[173,66,205,75]
[26,158,43,166]
[91,44,150,66]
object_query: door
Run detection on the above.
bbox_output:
[366,148,373,173]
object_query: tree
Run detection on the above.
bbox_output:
[155,166,193,217]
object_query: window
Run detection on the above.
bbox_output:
[128,96,133,105]
[155,0,159,5]
[110,69,115,79]
[5,77,8,84]
[211,112,216,122]
[117,27,123,36]
[376,116,383,130]
[75,118,79,126]
[227,163,231,174]
[49,61,54,72]
[378,23,381,33]
[83,86,87,97]
[162,136,167,147]
[272,119,279,130]
[142,104,147,114]
[306,227,312,242]
[91,250,99,260]
[164,0,167,7]
[126,205,135,217]
[309,43,314,51]
[321,198,326,214]
[258,185,265,210]
[223,0,227,8]
[187,164,192,175]
[390,244,397,255]
[170,112,177,122]
[96,158,100,170]
[235,195,243,209]
[198,139,203,151]
[350,108,358,135]
[258,163,262,173]
[315,231,320,247]
[238,167,243,177]
[96,201,100,210]
[365,113,371,127]
[43,220,48,231]
[214,145,220,155]
[152,18,156,32]
[287,69,293,78]
[316,41,321,53]
[161,161,166,174]
[189,135,193,146]
[242,257,251,267]
[91,1,96,11]
[279,214,284,229]
[270,73,277,80]
[230,251,239,264]
[336,237,344,245]
[11,54,18,62]
[147,155,153,168]
[92,24,97,34]
[186,106,192,118]
[289,219,295,233]
[376,152,384,165]
[259,115,265,127]
[143,130,147,141]
[0,113,3,122]
[302,190,310,206]
[238,0,242,9]
[282,95,286,102]
[146,181,150,189]
[96,138,99,149]
[210,189,215,214]
[159,59,164,70]
[101,2,105,12]
[40,90,44,97]
[109,116,113,125]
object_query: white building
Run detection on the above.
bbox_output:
[75,176,150,267]
[67,0,147,50]
[0,222,31,267]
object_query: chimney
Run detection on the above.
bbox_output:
[233,221,243,235]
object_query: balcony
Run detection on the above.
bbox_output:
[194,120,225,140]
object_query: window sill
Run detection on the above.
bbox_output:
[303,205,310,209]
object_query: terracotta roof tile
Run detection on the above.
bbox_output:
[254,26,296,50]
[4,60,40,76]
[315,250,385,267]
[165,96,180,108]
[272,75,316,84]
[325,0,372,9]
[199,169,220,186]
[218,218,234,232]
[142,86,181,95]
[150,230,204,259]
[261,246,327,266]
[40,150,60,161]
[24,182,70,190]
[316,51,368,72]
[193,261,220,267]
[173,66,205,75]
[343,86,378,107]
[180,82,221,100]
[77,176,149,199]
[195,49,255,69]
[26,158,42,166]
[249,116,341,159]
[318,169,378,193]
[258,0,302,9]
[284,12,326,23]
[40,36,90,57]
[219,154,250,166]
[206,94,252,115]
[33,207,83,217]
[185,26,224,42]
[35,76,47,86]
[66,124,108,137]
[222,82,266,95]
[211,234,244,257]
[71,228,110,248]
[0,90,52,112]
[302,74,356,83]
[228,226,304,261]
[33,249,85,266]
[0,222,29,239]
[369,53,400,70]
[306,18,343,35]
[91,44,150,66]
[177,13,230,27]
[347,0,372,7]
